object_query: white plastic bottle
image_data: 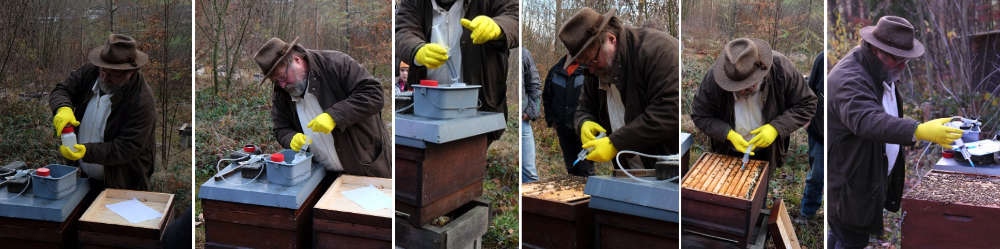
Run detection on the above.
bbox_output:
[61,126,78,152]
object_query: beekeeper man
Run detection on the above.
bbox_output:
[558,8,679,169]
[691,38,817,171]
[827,16,963,248]
[254,37,391,178]
[49,34,156,190]
[396,0,519,145]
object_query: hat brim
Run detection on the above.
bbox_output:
[860,26,925,58]
[259,37,300,85]
[87,46,148,70]
[712,38,772,92]
[564,10,615,70]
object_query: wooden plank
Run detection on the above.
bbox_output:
[686,153,711,189]
[79,189,173,230]
[682,153,709,188]
[699,154,724,191]
[612,169,656,178]
[767,199,801,249]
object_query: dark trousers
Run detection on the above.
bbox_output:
[801,136,824,216]
[828,222,871,249]
[555,125,594,176]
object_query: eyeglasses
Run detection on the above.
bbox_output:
[100,68,132,77]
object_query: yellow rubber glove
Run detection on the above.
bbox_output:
[53,106,80,136]
[582,137,618,162]
[748,124,779,149]
[60,144,86,160]
[915,117,964,149]
[307,113,336,134]
[580,121,607,144]
[727,130,754,156]
[415,43,449,69]
[290,133,312,152]
[461,16,502,44]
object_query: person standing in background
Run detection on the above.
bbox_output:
[522,49,542,183]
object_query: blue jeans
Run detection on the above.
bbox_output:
[801,136,824,217]
[521,119,538,183]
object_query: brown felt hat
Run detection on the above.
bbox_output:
[87,34,148,70]
[712,38,773,92]
[860,16,925,58]
[558,8,615,70]
[253,37,300,85]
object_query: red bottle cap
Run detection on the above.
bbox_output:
[62,126,74,134]
[270,153,285,162]
[942,152,954,158]
[36,168,50,177]
[420,80,438,87]
[243,145,255,153]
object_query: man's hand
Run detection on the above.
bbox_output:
[727,130,754,156]
[915,117,964,149]
[580,121,606,144]
[60,144,86,160]
[748,124,779,149]
[53,106,80,136]
[307,113,336,134]
[415,43,449,69]
[290,133,312,152]
[460,16,502,44]
[582,137,618,162]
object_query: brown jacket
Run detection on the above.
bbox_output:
[395,0,519,142]
[271,48,391,178]
[691,52,817,169]
[49,63,156,190]
[574,26,679,168]
[827,45,915,234]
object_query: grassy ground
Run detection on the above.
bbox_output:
[0,79,192,232]
[681,37,824,249]
[480,50,521,249]
[481,97,520,249]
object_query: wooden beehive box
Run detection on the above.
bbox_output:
[203,175,331,249]
[681,152,769,247]
[901,170,1000,249]
[593,209,679,249]
[313,175,392,249]
[522,176,593,249]
[0,196,93,249]
[78,189,174,249]
[396,135,487,226]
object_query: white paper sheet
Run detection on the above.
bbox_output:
[105,198,163,224]
[341,184,392,211]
